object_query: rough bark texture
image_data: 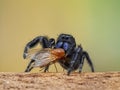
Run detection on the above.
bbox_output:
[0,72,120,90]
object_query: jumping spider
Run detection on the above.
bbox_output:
[23,34,94,75]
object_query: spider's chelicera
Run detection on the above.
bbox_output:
[23,34,94,75]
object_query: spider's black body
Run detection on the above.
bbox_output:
[23,34,94,75]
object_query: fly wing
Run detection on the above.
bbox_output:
[26,48,59,68]
[25,49,41,59]
[32,50,52,67]
[33,52,52,67]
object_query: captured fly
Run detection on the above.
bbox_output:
[25,48,65,72]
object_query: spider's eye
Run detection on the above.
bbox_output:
[66,37,69,40]
[60,35,71,40]
[61,36,65,39]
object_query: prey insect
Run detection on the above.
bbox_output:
[25,48,65,72]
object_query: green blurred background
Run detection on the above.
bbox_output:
[0,0,120,72]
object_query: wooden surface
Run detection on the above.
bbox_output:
[0,72,120,90]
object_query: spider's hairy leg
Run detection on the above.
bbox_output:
[67,46,82,75]
[23,36,49,59]
[78,56,85,73]
[48,38,55,48]
[83,51,95,72]
[65,44,75,57]
[25,60,35,72]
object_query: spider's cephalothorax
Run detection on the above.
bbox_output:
[23,34,94,75]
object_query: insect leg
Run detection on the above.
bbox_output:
[39,67,45,72]
[44,64,50,72]
[54,63,58,72]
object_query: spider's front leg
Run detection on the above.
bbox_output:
[25,59,35,72]
[67,45,82,75]
[23,36,55,59]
